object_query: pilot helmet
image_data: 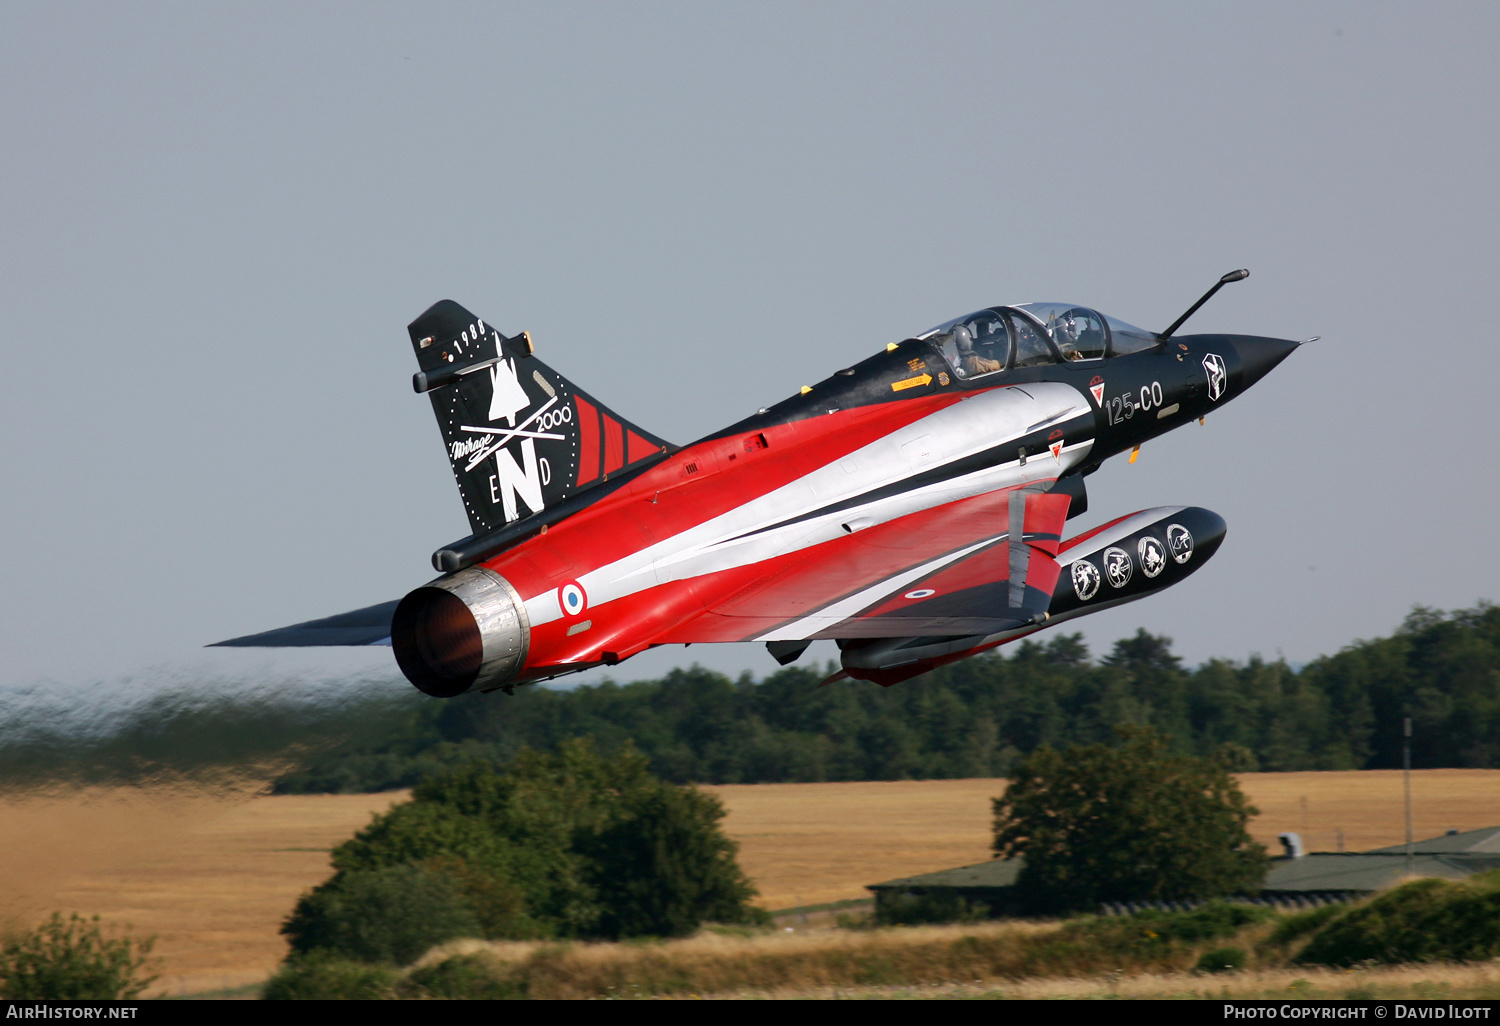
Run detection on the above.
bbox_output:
[952,323,975,352]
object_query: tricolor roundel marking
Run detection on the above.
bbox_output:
[903,588,936,600]
[559,581,588,618]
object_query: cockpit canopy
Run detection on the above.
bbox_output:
[920,304,1159,382]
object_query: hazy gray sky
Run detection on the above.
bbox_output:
[3,2,1498,696]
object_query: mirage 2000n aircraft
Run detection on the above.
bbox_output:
[216,270,1306,693]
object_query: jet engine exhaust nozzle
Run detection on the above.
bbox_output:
[392,567,530,697]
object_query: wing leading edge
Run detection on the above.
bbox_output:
[210,600,399,647]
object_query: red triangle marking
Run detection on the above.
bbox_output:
[1089,382,1105,406]
[625,429,656,464]
[602,416,624,474]
[1050,440,1064,461]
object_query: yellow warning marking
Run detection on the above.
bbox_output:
[886,342,899,352]
[1128,444,1141,464]
[800,385,813,394]
[907,357,925,372]
[891,373,933,392]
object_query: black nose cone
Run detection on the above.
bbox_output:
[1234,336,1300,390]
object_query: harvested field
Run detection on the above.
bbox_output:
[0,769,1494,994]
[0,788,404,995]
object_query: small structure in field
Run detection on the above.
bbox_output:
[867,826,1500,919]
[1260,825,1500,902]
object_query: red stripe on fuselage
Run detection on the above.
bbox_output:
[1057,511,1140,554]
[484,393,972,670]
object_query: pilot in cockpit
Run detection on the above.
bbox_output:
[954,322,1004,376]
[1050,309,1106,361]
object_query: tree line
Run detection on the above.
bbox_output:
[273,603,1500,793]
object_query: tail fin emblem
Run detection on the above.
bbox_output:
[487,357,531,425]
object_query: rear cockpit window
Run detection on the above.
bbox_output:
[1008,313,1057,368]
[1014,304,1106,361]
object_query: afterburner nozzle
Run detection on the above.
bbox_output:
[391,567,530,696]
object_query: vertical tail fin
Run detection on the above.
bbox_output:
[408,300,673,537]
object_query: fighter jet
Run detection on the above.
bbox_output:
[215,271,1305,694]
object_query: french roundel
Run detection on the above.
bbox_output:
[559,581,587,618]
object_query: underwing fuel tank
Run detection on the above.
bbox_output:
[391,567,530,696]
[1046,505,1225,624]
[836,505,1225,686]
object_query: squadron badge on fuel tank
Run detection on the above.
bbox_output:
[1071,560,1101,601]
[1103,546,1133,588]
[1167,523,1194,564]
[1139,536,1167,578]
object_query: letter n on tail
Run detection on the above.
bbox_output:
[493,439,545,522]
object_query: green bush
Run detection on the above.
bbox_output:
[1265,903,1346,948]
[1045,902,1272,961]
[1196,946,1248,973]
[400,953,527,999]
[581,783,765,939]
[1295,872,1500,967]
[281,863,482,966]
[979,902,1274,978]
[261,952,399,999]
[1134,901,1274,943]
[0,913,157,1000]
[994,727,1269,913]
[281,739,765,964]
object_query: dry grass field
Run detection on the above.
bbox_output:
[399,921,1500,1000]
[717,963,1500,1001]
[0,788,404,994]
[0,769,1495,994]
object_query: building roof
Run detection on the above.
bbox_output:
[867,828,1500,896]
[868,857,1023,891]
[1365,825,1500,856]
[1262,852,1500,893]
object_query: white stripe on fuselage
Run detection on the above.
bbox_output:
[522,382,1095,628]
